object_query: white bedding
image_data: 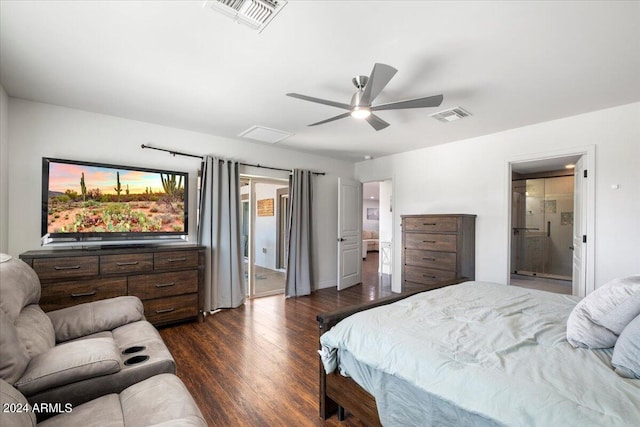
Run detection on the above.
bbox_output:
[320,281,640,426]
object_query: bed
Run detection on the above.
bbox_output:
[317,280,640,426]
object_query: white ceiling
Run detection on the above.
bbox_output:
[511,155,582,175]
[1,1,639,162]
[363,182,380,201]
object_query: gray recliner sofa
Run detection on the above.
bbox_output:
[1,374,206,426]
[0,255,186,421]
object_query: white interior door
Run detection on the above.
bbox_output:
[337,178,362,290]
[572,156,587,297]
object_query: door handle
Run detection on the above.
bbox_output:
[337,237,345,242]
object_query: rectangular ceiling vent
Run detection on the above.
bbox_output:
[203,0,287,33]
[238,125,292,144]
[430,107,472,123]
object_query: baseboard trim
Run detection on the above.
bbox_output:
[316,280,336,290]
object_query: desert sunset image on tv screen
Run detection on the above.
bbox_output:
[46,161,186,234]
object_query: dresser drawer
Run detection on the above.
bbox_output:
[405,233,456,252]
[40,277,127,311]
[128,270,198,300]
[403,216,458,233]
[404,249,456,270]
[154,251,198,271]
[404,265,456,286]
[101,253,153,275]
[33,256,99,281]
[143,294,198,325]
[403,280,457,292]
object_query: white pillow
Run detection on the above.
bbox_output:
[612,314,640,379]
[566,275,640,348]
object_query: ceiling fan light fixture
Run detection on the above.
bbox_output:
[287,63,443,131]
[351,107,371,119]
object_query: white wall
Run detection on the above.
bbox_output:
[356,103,640,292]
[0,85,8,253]
[7,98,355,289]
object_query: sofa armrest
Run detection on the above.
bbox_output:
[47,296,145,343]
[14,337,121,396]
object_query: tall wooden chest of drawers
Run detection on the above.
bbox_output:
[401,214,476,291]
[19,245,205,327]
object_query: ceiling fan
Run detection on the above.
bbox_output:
[286,63,443,131]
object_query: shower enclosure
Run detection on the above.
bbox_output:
[512,175,574,280]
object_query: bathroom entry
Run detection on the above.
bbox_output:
[512,169,575,285]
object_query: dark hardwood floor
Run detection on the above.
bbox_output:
[159,252,390,426]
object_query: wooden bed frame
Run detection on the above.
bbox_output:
[316,278,466,425]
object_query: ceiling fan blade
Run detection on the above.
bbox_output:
[287,93,351,110]
[308,112,352,126]
[365,113,390,131]
[371,94,444,111]
[360,63,398,106]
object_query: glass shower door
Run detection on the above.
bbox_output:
[513,176,574,280]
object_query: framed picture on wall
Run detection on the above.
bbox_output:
[367,208,379,220]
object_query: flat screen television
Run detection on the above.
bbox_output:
[41,157,189,245]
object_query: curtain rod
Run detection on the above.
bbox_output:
[141,144,325,175]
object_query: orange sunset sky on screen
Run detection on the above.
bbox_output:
[49,162,166,195]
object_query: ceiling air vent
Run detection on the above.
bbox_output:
[238,125,292,143]
[203,0,287,33]
[430,107,471,123]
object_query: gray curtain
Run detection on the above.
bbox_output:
[198,156,245,311]
[285,169,314,297]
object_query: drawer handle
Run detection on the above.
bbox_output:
[155,282,176,288]
[422,240,436,244]
[116,261,139,266]
[422,275,437,279]
[71,291,96,298]
[423,223,437,226]
[421,257,436,261]
[155,307,175,314]
[54,265,81,270]
[166,257,187,263]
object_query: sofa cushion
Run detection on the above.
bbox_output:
[15,338,121,396]
[38,374,205,427]
[120,374,205,427]
[15,305,55,359]
[0,257,41,321]
[0,379,37,427]
[38,394,123,427]
[0,309,30,384]
[47,297,145,343]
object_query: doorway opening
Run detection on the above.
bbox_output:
[510,155,582,295]
[362,180,392,291]
[241,177,289,298]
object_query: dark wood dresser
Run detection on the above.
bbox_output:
[401,214,476,291]
[19,245,205,327]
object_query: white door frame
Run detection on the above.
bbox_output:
[356,176,398,292]
[241,175,289,298]
[506,145,596,295]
